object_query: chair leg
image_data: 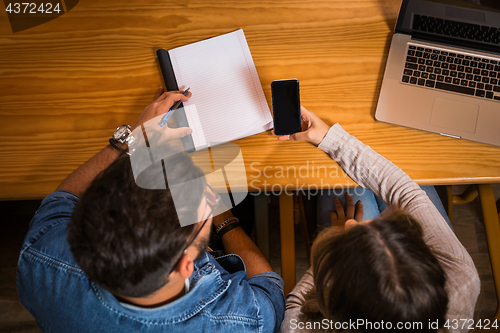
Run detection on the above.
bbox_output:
[298,193,311,266]
[477,184,500,320]
[446,185,453,224]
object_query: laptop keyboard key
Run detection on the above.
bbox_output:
[435,82,474,95]
[406,63,418,70]
[437,75,444,82]
[410,77,418,84]
[475,89,486,97]
[402,75,410,83]
[418,78,425,86]
[494,86,500,92]
[407,56,417,63]
[477,83,485,89]
[453,78,460,85]
[425,80,435,88]
[485,84,493,91]
[404,69,413,75]
[461,80,468,86]
[445,77,452,83]
[469,81,476,88]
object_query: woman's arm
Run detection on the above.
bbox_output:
[276,107,480,327]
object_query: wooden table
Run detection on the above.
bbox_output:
[1,0,500,294]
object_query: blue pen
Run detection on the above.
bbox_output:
[159,87,190,127]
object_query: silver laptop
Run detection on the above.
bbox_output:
[375,0,500,146]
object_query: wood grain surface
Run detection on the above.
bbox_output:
[1,0,499,200]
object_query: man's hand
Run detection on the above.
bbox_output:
[131,86,192,132]
[330,193,363,228]
[56,87,192,197]
[273,106,331,146]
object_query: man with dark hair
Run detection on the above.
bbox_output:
[17,87,285,332]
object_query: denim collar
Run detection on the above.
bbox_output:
[93,252,230,324]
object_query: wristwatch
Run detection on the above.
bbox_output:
[110,124,136,152]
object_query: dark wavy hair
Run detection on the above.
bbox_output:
[68,151,205,298]
[301,211,449,332]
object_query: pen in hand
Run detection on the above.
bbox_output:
[159,87,190,127]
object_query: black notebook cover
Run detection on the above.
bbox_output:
[156,48,195,152]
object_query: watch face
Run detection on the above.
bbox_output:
[113,126,127,140]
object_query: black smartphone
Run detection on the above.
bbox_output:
[271,79,301,135]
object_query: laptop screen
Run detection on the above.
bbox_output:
[396,0,500,51]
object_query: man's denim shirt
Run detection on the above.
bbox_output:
[17,191,285,333]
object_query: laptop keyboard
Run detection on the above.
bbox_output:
[402,45,500,102]
[412,15,499,45]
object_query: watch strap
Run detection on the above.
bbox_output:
[109,138,126,152]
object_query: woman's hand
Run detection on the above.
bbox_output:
[273,106,331,146]
[330,194,363,228]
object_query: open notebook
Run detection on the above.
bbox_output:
[157,29,273,151]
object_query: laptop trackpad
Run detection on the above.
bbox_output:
[430,98,479,134]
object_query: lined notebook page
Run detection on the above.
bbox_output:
[169,29,272,150]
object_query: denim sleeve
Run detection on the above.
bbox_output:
[248,271,286,333]
[22,190,79,250]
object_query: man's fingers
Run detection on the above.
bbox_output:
[355,201,364,222]
[160,91,192,112]
[333,197,344,217]
[345,194,355,219]
[152,86,164,102]
[165,127,193,139]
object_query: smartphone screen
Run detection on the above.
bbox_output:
[271,79,301,135]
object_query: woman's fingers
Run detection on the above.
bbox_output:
[333,197,344,217]
[355,200,364,222]
[345,194,355,219]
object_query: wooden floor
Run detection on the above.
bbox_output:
[1,185,499,332]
